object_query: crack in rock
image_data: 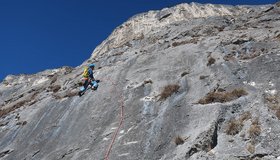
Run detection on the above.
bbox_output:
[0,149,13,158]
[185,122,219,159]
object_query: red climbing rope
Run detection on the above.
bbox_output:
[101,78,125,160]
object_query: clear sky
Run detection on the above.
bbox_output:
[0,0,276,80]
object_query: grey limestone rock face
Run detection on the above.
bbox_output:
[1,2,280,160]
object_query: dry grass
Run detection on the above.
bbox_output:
[13,100,27,109]
[265,95,280,109]
[207,57,216,66]
[247,143,255,154]
[63,66,74,75]
[225,118,244,135]
[248,119,261,139]
[251,118,259,126]
[264,94,280,119]
[0,98,31,118]
[172,38,199,47]
[50,76,58,84]
[265,95,279,110]
[223,53,236,61]
[2,80,9,86]
[0,108,16,118]
[240,111,252,122]
[113,51,124,56]
[225,112,252,136]
[198,88,248,104]
[240,52,261,60]
[49,85,61,93]
[275,34,280,40]
[189,38,199,44]
[174,136,185,145]
[133,33,144,41]
[0,91,40,117]
[231,88,248,97]
[159,84,180,101]
[172,41,189,47]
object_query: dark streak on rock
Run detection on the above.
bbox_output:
[32,150,40,157]
[0,150,13,158]
[159,13,172,21]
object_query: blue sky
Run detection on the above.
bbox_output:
[0,0,276,80]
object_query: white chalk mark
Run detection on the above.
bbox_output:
[248,82,256,87]
[124,141,138,145]
[118,135,124,140]
[119,153,130,157]
[127,126,134,134]
[103,137,109,141]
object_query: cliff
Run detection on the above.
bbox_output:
[1,2,280,160]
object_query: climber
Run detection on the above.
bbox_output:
[78,64,99,96]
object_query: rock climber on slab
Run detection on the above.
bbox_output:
[78,64,99,97]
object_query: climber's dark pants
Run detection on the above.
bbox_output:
[82,78,91,91]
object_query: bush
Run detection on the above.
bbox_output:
[174,136,185,145]
[225,111,252,135]
[207,57,216,66]
[198,88,247,104]
[159,84,180,100]
[225,119,243,135]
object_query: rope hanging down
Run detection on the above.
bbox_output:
[102,78,125,160]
